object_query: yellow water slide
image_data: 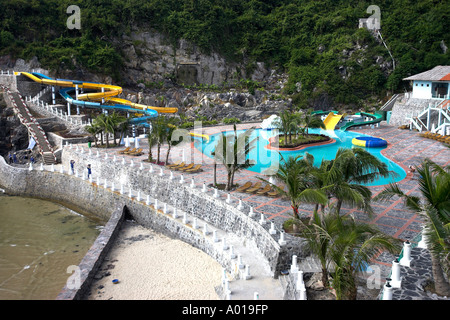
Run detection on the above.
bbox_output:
[16,71,178,114]
[323,112,346,130]
[189,132,210,141]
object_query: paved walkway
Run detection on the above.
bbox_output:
[73,122,449,295]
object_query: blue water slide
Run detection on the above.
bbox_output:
[54,80,158,125]
[28,72,159,126]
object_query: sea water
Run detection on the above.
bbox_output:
[0,194,102,300]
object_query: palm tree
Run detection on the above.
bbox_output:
[146,123,157,163]
[117,117,130,147]
[299,208,400,300]
[165,118,181,165]
[108,111,127,146]
[261,153,328,219]
[212,125,258,191]
[274,110,296,145]
[323,147,391,216]
[328,214,401,300]
[85,122,102,147]
[149,116,168,164]
[92,113,108,146]
[299,210,339,288]
[374,159,450,296]
[299,108,325,136]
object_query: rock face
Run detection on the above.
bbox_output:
[2,27,295,124]
[117,29,243,87]
[0,93,29,157]
[122,87,292,123]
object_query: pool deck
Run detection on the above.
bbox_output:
[95,122,450,281]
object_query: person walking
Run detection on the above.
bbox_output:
[87,164,92,179]
[13,153,18,164]
[70,160,75,175]
[8,152,13,164]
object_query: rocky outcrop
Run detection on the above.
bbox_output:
[2,26,296,124]
[0,92,29,156]
[123,87,292,122]
[114,27,291,91]
[117,28,243,87]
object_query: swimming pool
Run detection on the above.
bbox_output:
[194,128,406,186]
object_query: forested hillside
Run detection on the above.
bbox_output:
[0,0,449,108]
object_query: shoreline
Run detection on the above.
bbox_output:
[85,220,224,300]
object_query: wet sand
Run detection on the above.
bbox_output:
[87,220,224,300]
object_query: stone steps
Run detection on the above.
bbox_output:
[380,245,449,300]
[5,88,57,164]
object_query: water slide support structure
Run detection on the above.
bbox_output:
[16,71,211,141]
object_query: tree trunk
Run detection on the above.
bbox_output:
[312,204,319,222]
[291,204,300,219]
[321,268,329,288]
[106,133,109,148]
[230,168,236,189]
[119,132,124,146]
[157,144,161,164]
[431,253,450,297]
[227,172,232,191]
[213,162,217,186]
[335,200,343,216]
[148,150,153,162]
[165,144,171,165]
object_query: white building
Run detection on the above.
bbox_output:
[403,66,450,100]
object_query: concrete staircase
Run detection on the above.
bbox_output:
[407,99,450,134]
[1,85,56,164]
[380,93,401,111]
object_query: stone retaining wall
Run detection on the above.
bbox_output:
[0,74,17,91]
[389,96,440,127]
[57,206,126,300]
[0,147,307,298]
[60,146,307,276]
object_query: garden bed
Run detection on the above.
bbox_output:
[267,134,335,151]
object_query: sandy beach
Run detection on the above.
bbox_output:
[86,220,224,300]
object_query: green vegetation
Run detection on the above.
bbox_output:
[274,109,326,147]
[85,111,127,148]
[147,115,180,164]
[1,1,448,105]
[222,117,241,124]
[212,124,258,190]
[264,149,399,299]
[278,134,328,148]
[300,210,400,300]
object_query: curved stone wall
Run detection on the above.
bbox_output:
[0,146,307,298]
[59,146,306,276]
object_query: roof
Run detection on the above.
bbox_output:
[403,66,450,81]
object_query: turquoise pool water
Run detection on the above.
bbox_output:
[194,128,406,186]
